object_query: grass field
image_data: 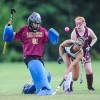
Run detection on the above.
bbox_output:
[0,61,100,100]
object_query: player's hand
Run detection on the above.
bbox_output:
[82,57,86,62]
[57,56,63,64]
[63,75,67,81]
[86,45,91,52]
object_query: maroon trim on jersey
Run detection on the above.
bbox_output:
[75,27,88,37]
[75,27,91,61]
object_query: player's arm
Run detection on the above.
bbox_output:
[59,39,74,56]
[71,30,77,41]
[63,50,83,79]
[13,27,24,42]
[13,32,16,36]
[88,28,97,47]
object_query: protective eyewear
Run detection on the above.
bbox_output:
[75,22,83,26]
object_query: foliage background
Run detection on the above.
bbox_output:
[0,0,100,62]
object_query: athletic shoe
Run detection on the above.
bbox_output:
[38,89,53,96]
[64,88,72,94]
[63,82,73,92]
[88,87,95,91]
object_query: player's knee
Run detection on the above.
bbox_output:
[73,77,78,81]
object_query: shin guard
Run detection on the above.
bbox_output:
[63,72,72,91]
[28,60,52,93]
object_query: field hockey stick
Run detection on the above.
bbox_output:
[80,50,88,84]
[3,8,16,54]
[8,8,16,25]
[80,60,85,84]
[52,79,65,95]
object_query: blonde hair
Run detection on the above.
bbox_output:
[74,16,86,26]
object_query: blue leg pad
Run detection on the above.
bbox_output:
[46,72,51,83]
[28,60,52,93]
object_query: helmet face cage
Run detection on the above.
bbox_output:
[28,12,41,32]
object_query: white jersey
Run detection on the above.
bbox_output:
[65,43,82,59]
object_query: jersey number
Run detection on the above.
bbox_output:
[32,38,38,44]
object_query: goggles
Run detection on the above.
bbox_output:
[75,22,83,26]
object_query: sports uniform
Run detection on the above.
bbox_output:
[14,12,53,96]
[63,43,82,92]
[75,27,91,62]
[15,25,48,65]
[75,27,95,90]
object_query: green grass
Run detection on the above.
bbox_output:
[0,61,100,100]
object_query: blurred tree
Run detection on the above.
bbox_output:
[0,0,100,62]
[0,0,26,61]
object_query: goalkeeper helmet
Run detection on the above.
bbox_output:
[28,12,41,32]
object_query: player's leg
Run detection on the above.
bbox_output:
[23,57,52,94]
[69,62,80,92]
[72,62,80,81]
[84,52,95,91]
[22,72,51,94]
[63,72,72,93]
[84,62,95,90]
[63,54,72,92]
[64,62,80,93]
[28,60,53,96]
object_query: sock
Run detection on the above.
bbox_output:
[86,73,93,89]
[63,72,72,90]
